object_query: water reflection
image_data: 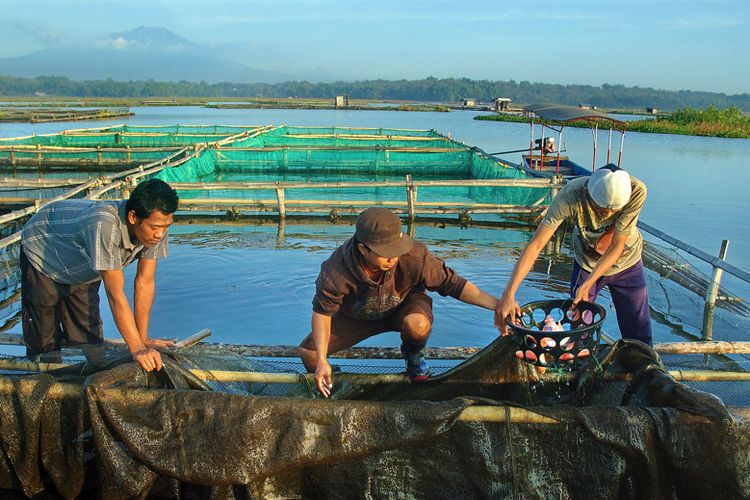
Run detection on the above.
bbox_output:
[0,219,704,351]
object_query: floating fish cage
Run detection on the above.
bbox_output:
[1,124,750,497]
[0,124,558,221]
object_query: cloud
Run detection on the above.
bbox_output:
[8,22,65,47]
[99,36,137,50]
[668,15,748,29]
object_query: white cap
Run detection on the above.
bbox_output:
[547,137,554,143]
[588,167,631,210]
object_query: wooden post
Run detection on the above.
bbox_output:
[702,240,729,340]
[9,149,15,167]
[36,144,42,165]
[275,184,286,218]
[550,174,561,200]
[405,174,416,221]
[126,146,131,162]
[97,146,103,166]
[276,217,286,247]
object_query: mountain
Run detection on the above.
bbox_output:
[0,26,292,83]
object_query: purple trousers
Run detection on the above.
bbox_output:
[570,260,653,345]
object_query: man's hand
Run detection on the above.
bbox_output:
[572,282,593,307]
[131,347,164,372]
[145,338,176,349]
[495,294,522,335]
[315,359,333,398]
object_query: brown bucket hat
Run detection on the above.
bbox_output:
[355,207,414,258]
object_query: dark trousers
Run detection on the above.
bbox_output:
[20,249,104,356]
[570,260,653,345]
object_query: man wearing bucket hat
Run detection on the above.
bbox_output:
[300,207,500,397]
[496,164,652,346]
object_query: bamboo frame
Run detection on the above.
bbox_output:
[1,355,748,383]
[640,221,750,285]
[0,146,183,153]
[278,134,447,142]
[0,178,99,226]
[176,202,543,216]
[170,179,559,190]
[228,146,461,152]
[0,179,92,188]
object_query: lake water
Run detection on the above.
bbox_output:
[1,107,749,349]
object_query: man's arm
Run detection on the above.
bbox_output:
[101,269,163,371]
[458,281,499,311]
[496,224,557,334]
[572,232,628,306]
[311,311,333,397]
[134,258,155,341]
[133,258,173,349]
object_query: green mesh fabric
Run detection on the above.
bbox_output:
[158,149,218,184]
[1,125,548,211]
[0,125,260,148]
[152,126,546,207]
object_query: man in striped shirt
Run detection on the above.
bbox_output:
[21,179,179,372]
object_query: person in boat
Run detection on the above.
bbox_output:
[300,207,500,397]
[496,164,652,345]
[20,179,179,372]
[541,136,555,155]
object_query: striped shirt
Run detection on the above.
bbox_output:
[21,199,169,285]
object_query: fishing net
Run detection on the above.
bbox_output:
[1,125,548,209]
[0,338,747,498]
[153,126,546,208]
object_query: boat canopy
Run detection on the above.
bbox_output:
[523,103,625,128]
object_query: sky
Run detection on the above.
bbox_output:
[1,0,749,94]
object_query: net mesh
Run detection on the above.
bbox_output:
[0,339,747,498]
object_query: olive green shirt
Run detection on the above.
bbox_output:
[540,175,646,275]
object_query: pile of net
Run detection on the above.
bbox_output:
[0,336,747,499]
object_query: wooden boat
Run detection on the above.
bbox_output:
[518,103,627,178]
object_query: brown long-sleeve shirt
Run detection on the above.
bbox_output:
[312,237,468,320]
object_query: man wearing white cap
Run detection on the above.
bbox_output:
[496,164,652,345]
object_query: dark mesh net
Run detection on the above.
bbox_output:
[0,338,747,498]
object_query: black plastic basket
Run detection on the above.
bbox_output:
[507,299,606,369]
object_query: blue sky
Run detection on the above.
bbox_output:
[2,0,749,94]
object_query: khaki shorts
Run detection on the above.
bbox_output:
[300,292,433,354]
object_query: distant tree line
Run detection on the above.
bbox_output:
[1,75,748,112]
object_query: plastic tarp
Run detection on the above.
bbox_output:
[0,338,747,499]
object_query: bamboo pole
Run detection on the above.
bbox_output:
[1,355,748,384]
[0,160,142,170]
[0,179,91,188]
[279,134,446,141]
[85,180,123,200]
[703,240,730,340]
[176,201,543,215]
[0,146,183,153]
[169,179,559,190]
[654,341,750,355]
[457,406,561,424]
[228,146,461,153]
[405,174,416,221]
[0,232,21,249]
[275,186,286,218]
[101,146,196,182]
[0,178,99,225]
[639,221,750,285]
